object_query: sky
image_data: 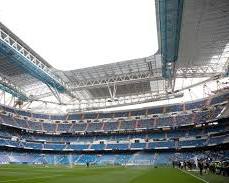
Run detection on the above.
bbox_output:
[0,0,158,70]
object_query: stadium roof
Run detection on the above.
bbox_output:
[0,0,228,112]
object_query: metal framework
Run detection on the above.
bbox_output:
[66,64,222,91]
[0,74,28,100]
[70,72,162,90]
[0,23,76,99]
[67,90,184,112]
[175,64,225,78]
[0,0,228,112]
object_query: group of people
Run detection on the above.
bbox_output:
[172,160,196,170]
[172,158,229,177]
[198,159,229,176]
[197,159,209,175]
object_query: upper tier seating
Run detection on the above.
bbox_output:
[167,130,186,138]
[148,140,175,149]
[0,115,18,127]
[148,132,165,139]
[71,123,87,132]
[32,113,49,119]
[44,143,65,150]
[131,109,146,116]
[50,115,67,121]
[106,143,129,150]
[147,106,163,114]
[208,135,229,145]
[43,123,56,133]
[99,112,113,119]
[90,144,106,150]
[185,100,206,111]
[165,104,183,113]
[179,138,206,147]
[25,142,43,149]
[136,119,154,129]
[16,110,31,117]
[210,93,229,105]
[156,117,174,127]
[130,142,146,149]
[16,119,29,129]
[57,123,72,133]
[114,111,129,118]
[119,120,136,130]
[67,114,81,120]
[175,114,193,126]
[69,144,88,150]
[1,93,228,122]
[87,122,103,132]
[0,107,223,134]
[27,121,42,131]
[0,92,227,134]
[103,122,118,131]
[84,113,98,119]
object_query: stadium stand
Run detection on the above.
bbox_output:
[0,0,228,170]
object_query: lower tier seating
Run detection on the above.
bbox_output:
[0,150,228,166]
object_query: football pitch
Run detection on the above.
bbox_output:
[0,165,228,183]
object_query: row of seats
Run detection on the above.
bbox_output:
[0,107,223,133]
[0,123,227,143]
[0,93,227,120]
[0,134,228,151]
[1,150,228,165]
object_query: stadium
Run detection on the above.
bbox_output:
[0,0,229,182]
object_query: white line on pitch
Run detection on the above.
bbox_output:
[177,168,209,183]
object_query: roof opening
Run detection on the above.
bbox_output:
[0,0,158,70]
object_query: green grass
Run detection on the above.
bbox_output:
[190,170,229,183]
[0,165,228,183]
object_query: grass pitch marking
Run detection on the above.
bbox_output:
[177,168,209,183]
[0,174,63,183]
